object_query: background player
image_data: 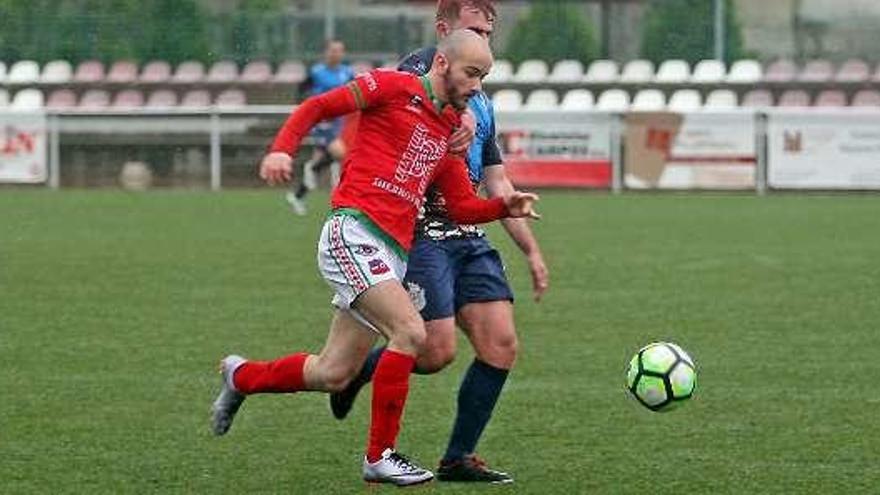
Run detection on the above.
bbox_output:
[329,0,549,484]
[286,39,354,215]
[210,30,540,486]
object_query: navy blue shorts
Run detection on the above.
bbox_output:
[404,237,514,321]
[310,118,343,148]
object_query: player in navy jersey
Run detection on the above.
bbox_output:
[329,0,549,484]
[286,39,355,215]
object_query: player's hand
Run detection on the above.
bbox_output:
[449,109,476,156]
[527,252,549,302]
[259,152,294,185]
[504,191,541,220]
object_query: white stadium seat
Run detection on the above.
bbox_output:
[11,89,45,110]
[704,89,738,109]
[667,89,702,112]
[41,60,73,84]
[548,60,584,83]
[631,89,666,111]
[620,59,654,83]
[524,89,558,110]
[654,59,690,83]
[7,60,40,84]
[726,59,762,83]
[583,59,619,83]
[483,59,513,84]
[492,89,523,111]
[690,60,726,83]
[560,89,594,111]
[513,59,549,83]
[596,89,630,111]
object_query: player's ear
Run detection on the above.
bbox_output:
[436,20,451,38]
[435,51,450,73]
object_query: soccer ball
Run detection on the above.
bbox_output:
[625,342,697,412]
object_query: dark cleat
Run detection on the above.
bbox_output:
[437,454,513,484]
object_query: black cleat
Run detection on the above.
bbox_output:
[437,454,513,484]
[329,376,367,420]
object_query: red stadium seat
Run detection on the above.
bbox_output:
[241,60,272,83]
[206,61,238,83]
[46,89,78,109]
[107,61,139,83]
[777,90,811,107]
[173,61,205,83]
[145,90,179,107]
[112,89,145,108]
[140,61,172,83]
[181,89,211,107]
[78,89,110,109]
[763,59,797,82]
[74,60,105,83]
[835,59,869,82]
[273,60,307,83]
[851,90,880,107]
[215,89,247,108]
[797,59,833,82]
[813,90,847,107]
[741,89,774,108]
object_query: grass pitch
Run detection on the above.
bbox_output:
[2,190,879,494]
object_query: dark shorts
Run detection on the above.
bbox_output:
[404,237,514,321]
[310,118,343,148]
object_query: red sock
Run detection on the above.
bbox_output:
[233,353,309,394]
[366,349,416,462]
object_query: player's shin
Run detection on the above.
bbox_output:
[232,353,310,394]
[366,349,416,462]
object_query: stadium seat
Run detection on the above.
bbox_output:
[112,89,145,108]
[241,60,273,83]
[524,89,558,110]
[704,89,738,109]
[560,89,594,111]
[74,60,105,83]
[145,89,179,108]
[725,59,762,83]
[547,60,584,83]
[690,60,726,83]
[654,60,690,83]
[492,89,523,111]
[595,89,630,111]
[777,89,811,107]
[107,61,139,83]
[11,88,44,110]
[0,89,9,107]
[46,89,78,109]
[173,61,205,83]
[813,90,847,107]
[273,60,307,83]
[764,59,797,82]
[631,89,666,110]
[215,89,247,108]
[352,60,374,75]
[667,89,702,112]
[207,61,238,83]
[835,58,869,82]
[41,60,73,84]
[583,59,619,83]
[851,89,880,107]
[78,89,110,109]
[181,89,211,107]
[619,59,654,83]
[483,59,513,84]
[797,59,833,82]
[7,60,40,84]
[513,59,549,83]
[741,89,774,108]
[140,61,172,83]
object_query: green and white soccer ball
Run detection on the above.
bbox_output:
[626,342,697,412]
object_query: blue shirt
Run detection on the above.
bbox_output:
[306,63,354,96]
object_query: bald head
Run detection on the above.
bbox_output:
[428,28,493,110]
[437,28,493,67]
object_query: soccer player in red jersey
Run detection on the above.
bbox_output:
[210,30,539,486]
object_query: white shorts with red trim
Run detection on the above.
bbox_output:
[317,212,407,310]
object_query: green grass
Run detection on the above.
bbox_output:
[2,190,879,494]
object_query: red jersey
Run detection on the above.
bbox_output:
[270,69,507,253]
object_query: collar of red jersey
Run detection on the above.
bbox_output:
[419,75,446,113]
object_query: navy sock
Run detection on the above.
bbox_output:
[443,359,509,462]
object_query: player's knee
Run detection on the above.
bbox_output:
[477,330,518,368]
[389,316,426,355]
[417,344,456,374]
[322,365,357,393]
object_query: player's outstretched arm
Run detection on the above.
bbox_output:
[259,152,294,185]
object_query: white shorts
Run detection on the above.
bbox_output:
[317,211,407,310]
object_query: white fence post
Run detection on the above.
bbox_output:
[49,113,60,190]
[210,111,221,191]
[755,112,768,196]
